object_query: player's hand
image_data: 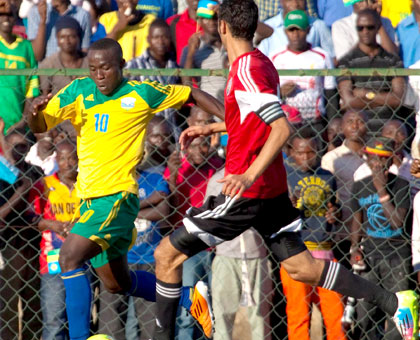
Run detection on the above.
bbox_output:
[218,173,255,198]
[179,125,213,150]
[411,159,420,178]
[187,32,201,54]
[37,0,47,23]
[325,202,338,224]
[31,93,52,117]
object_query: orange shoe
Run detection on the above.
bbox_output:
[190,281,214,338]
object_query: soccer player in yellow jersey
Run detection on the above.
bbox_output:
[28,38,224,340]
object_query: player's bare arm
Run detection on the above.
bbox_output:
[179,122,226,150]
[28,93,52,133]
[188,87,225,121]
[219,116,291,198]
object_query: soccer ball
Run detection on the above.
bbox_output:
[87,335,115,340]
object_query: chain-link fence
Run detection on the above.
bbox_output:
[0,67,419,340]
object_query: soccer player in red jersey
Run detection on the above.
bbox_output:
[152,1,418,339]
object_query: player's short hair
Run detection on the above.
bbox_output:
[219,0,258,41]
[357,8,381,27]
[89,38,123,61]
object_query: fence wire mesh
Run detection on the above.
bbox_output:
[0,68,419,340]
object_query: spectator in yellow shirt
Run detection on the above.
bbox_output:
[99,0,155,60]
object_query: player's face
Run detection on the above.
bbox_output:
[0,13,14,35]
[285,27,308,51]
[282,0,305,14]
[88,50,124,95]
[356,14,379,46]
[57,28,80,54]
[187,136,210,165]
[291,138,317,172]
[57,145,78,178]
[342,111,367,142]
[148,26,171,58]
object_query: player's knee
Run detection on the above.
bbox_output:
[59,247,84,273]
[154,237,184,271]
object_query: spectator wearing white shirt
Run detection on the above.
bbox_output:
[269,10,336,124]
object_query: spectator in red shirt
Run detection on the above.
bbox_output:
[167,0,202,64]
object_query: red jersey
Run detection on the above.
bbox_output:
[224,49,288,199]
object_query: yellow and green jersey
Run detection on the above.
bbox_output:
[0,35,39,133]
[42,77,191,199]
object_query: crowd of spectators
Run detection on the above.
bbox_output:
[1,0,420,339]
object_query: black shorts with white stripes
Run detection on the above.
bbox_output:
[169,192,307,261]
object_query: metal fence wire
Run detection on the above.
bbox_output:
[0,68,420,340]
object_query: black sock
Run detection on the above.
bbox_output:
[155,279,182,339]
[319,261,398,315]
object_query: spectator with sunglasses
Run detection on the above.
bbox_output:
[337,9,405,135]
[332,0,397,61]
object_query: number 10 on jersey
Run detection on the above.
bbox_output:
[94,114,109,132]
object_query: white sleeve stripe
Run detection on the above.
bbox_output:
[255,102,285,124]
[245,55,259,93]
[260,106,281,120]
[264,111,283,123]
[238,57,255,93]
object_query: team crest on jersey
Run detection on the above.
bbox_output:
[121,97,136,109]
[226,78,233,96]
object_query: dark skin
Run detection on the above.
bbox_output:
[147,25,172,68]
[31,0,77,61]
[0,132,31,223]
[350,153,407,267]
[341,110,367,154]
[28,46,225,293]
[414,0,420,23]
[290,137,338,224]
[281,26,310,98]
[381,120,407,168]
[38,143,77,237]
[281,0,305,15]
[0,7,15,44]
[352,0,397,55]
[106,0,141,41]
[338,14,405,112]
[182,13,221,86]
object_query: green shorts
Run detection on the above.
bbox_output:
[71,191,139,268]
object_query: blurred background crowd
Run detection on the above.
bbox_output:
[1,0,420,339]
